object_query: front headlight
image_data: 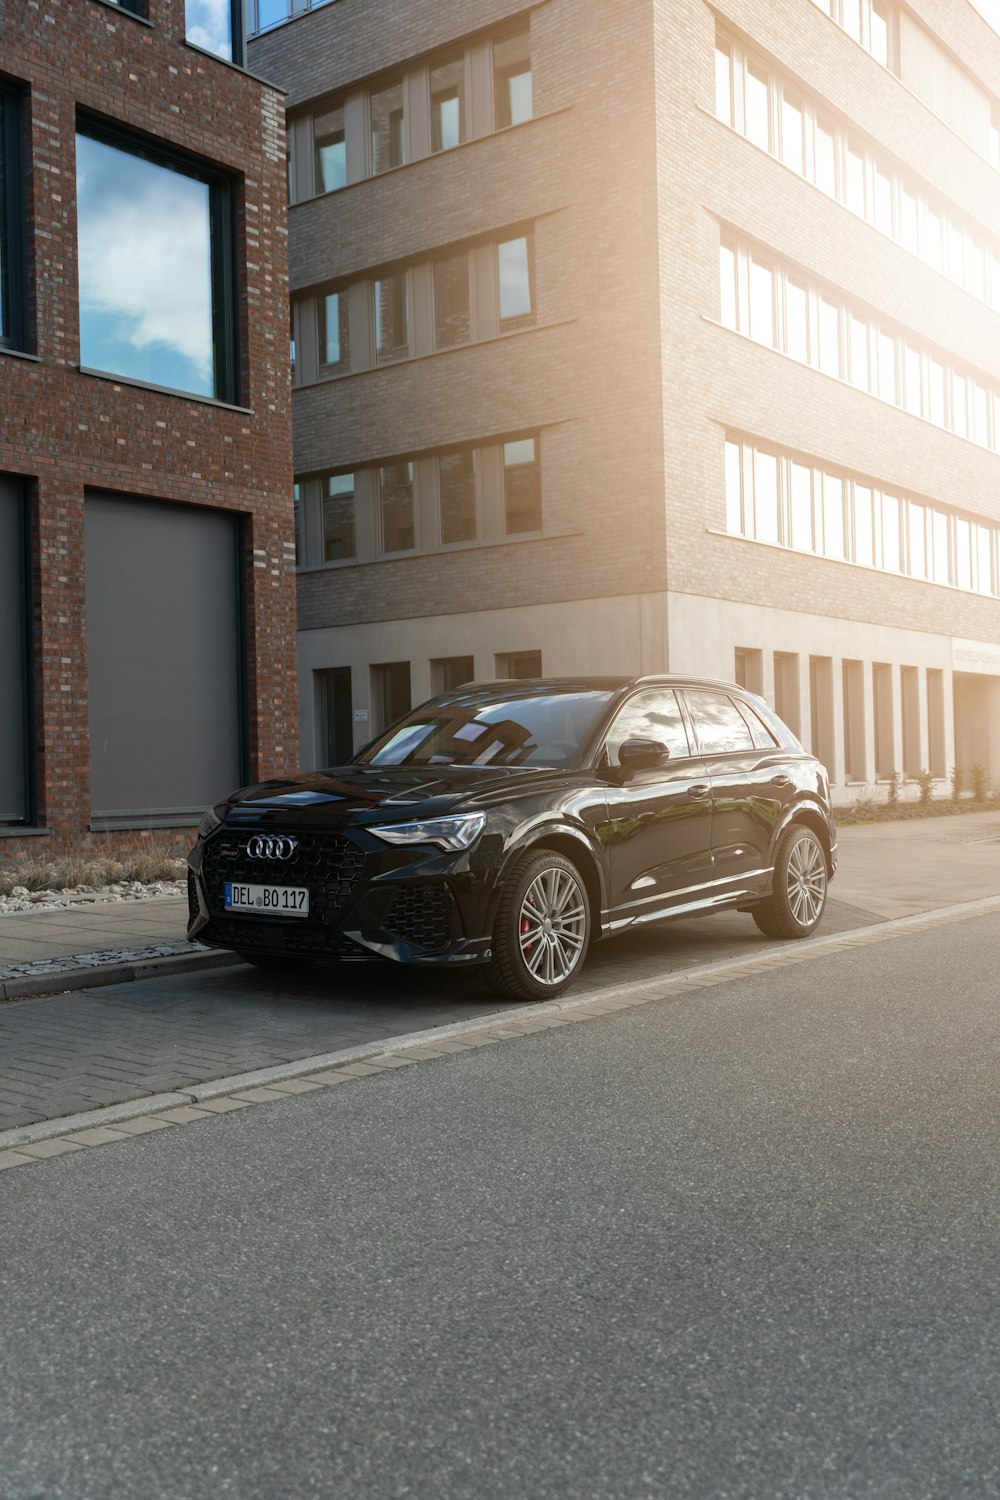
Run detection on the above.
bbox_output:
[368,811,486,852]
[197,805,225,839]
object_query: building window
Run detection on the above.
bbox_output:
[107,0,148,14]
[496,650,541,680]
[315,667,353,767]
[809,657,835,769]
[248,0,334,36]
[379,462,415,552]
[314,102,346,194]
[430,56,466,153]
[322,473,356,561]
[842,660,867,781]
[186,0,243,65]
[433,253,471,349]
[498,235,534,328]
[872,663,895,779]
[439,449,477,544]
[734,648,763,695]
[319,290,349,373]
[773,653,800,735]
[926,668,946,778]
[370,80,406,174]
[293,480,302,564]
[0,476,31,826]
[494,29,532,128]
[0,86,26,352]
[432,656,475,693]
[75,122,236,402]
[371,662,411,734]
[503,437,541,534]
[373,272,409,362]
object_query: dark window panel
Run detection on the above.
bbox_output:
[503,437,542,533]
[320,290,349,371]
[314,103,346,194]
[431,57,465,152]
[379,463,415,552]
[433,254,471,349]
[316,666,353,766]
[371,81,406,174]
[439,450,476,543]
[323,473,356,561]
[494,30,533,128]
[374,273,409,361]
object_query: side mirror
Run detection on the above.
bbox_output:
[619,737,670,772]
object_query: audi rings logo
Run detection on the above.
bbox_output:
[246,835,299,861]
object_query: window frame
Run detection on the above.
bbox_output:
[0,83,27,354]
[75,116,240,405]
[184,0,245,67]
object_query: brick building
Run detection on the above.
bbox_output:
[1,0,296,854]
[250,0,1000,804]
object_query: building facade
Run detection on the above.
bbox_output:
[1,0,297,854]
[250,0,1000,804]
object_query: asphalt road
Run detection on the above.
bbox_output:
[1,911,998,1499]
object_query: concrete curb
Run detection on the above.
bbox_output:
[0,948,240,1002]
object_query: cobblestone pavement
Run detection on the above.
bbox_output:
[0,897,187,975]
[0,897,877,1132]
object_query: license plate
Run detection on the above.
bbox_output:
[224,882,310,918]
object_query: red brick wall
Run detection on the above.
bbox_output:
[0,0,297,855]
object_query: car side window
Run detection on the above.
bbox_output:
[602,689,691,768]
[685,691,755,754]
[735,700,779,749]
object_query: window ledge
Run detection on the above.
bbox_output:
[86,0,153,27]
[184,40,286,93]
[293,316,578,392]
[78,366,253,414]
[0,826,52,839]
[0,345,41,364]
[89,815,200,832]
[296,526,585,574]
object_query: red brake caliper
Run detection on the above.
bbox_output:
[521,898,535,959]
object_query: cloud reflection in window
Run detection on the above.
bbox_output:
[186,0,233,60]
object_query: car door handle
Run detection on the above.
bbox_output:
[688,783,710,799]
[770,774,791,787]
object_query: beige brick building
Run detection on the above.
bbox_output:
[249,0,1000,804]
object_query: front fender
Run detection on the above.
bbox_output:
[488,818,608,928]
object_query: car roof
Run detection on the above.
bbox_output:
[446,675,750,695]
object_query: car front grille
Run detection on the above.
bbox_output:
[384,885,456,952]
[202,916,356,957]
[200,831,365,924]
[187,871,200,926]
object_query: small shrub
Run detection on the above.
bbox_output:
[916,769,933,809]
[886,772,901,808]
[951,765,965,803]
[0,846,185,897]
[970,763,988,803]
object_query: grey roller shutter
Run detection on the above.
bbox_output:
[0,476,30,824]
[85,492,245,826]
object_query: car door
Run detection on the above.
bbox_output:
[595,687,712,925]
[681,688,793,898]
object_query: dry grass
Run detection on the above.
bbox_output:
[0,848,186,896]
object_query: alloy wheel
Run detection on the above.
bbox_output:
[517,866,588,986]
[785,834,827,927]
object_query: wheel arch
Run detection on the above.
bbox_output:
[493,827,605,935]
[780,804,835,876]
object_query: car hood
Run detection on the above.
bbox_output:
[221,764,569,828]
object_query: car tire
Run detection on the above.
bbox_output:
[487,850,591,1001]
[238,951,315,972]
[751,825,828,940]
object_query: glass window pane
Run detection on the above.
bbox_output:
[746,64,769,151]
[791,461,813,550]
[975,525,993,593]
[923,207,942,271]
[850,316,869,391]
[822,473,844,558]
[498,236,533,324]
[882,494,901,572]
[854,484,874,566]
[431,57,465,153]
[974,383,988,447]
[370,81,405,174]
[786,280,808,362]
[314,103,346,194]
[749,259,773,345]
[900,189,918,253]
[952,372,968,438]
[503,437,541,533]
[323,473,356,561]
[0,95,9,343]
[907,501,926,578]
[753,449,779,543]
[931,510,949,582]
[968,240,985,301]
[719,243,737,329]
[606,690,691,764]
[815,119,836,195]
[320,290,348,371]
[877,329,896,403]
[379,462,415,552]
[433,253,471,349]
[374,273,409,361]
[781,94,803,174]
[929,359,945,426]
[76,131,216,398]
[871,1,889,66]
[846,144,865,215]
[186,0,233,60]
[843,0,861,42]
[687,691,755,754]
[904,345,921,415]
[874,167,892,235]
[494,30,532,128]
[439,450,476,544]
[955,517,972,590]
[819,299,840,378]
[725,440,742,533]
[948,224,964,285]
[715,45,732,126]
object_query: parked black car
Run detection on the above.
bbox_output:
[188,677,837,1000]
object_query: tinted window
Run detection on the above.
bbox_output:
[360,690,614,769]
[736,700,779,749]
[686,692,755,754]
[603,690,691,767]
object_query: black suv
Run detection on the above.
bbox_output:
[188,677,837,1000]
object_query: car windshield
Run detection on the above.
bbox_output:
[358,689,616,769]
